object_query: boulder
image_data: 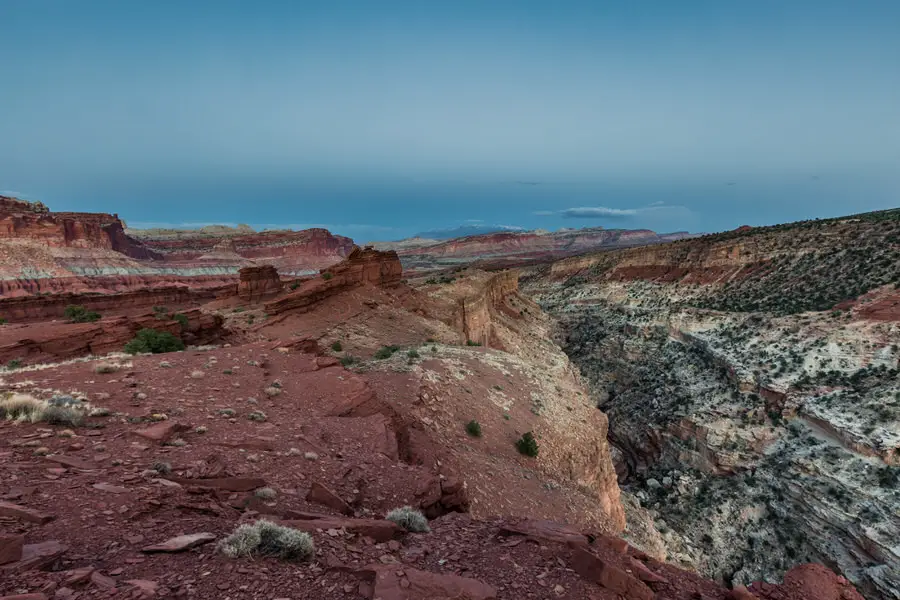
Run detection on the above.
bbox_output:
[570,547,654,600]
[0,534,24,565]
[281,513,404,542]
[142,533,216,553]
[0,501,54,524]
[306,482,354,515]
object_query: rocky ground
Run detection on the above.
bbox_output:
[0,245,865,599]
[524,209,900,600]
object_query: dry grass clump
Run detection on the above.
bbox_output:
[93,361,120,374]
[218,520,314,561]
[385,506,430,532]
[264,386,281,398]
[0,392,90,426]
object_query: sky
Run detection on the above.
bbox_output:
[1,0,898,241]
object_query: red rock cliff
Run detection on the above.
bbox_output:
[455,270,520,347]
[264,247,402,315]
[0,195,159,260]
[237,265,282,302]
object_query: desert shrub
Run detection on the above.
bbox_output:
[6,359,22,369]
[247,410,267,422]
[407,348,420,359]
[374,345,401,360]
[124,329,185,354]
[64,305,101,323]
[340,354,358,367]
[254,487,277,500]
[331,341,343,352]
[0,317,6,325]
[93,361,119,374]
[218,520,314,561]
[172,313,189,330]
[465,420,482,437]
[289,281,301,290]
[264,386,281,398]
[466,340,482,347]
[385,506,430,532]
[515,431,539,457]
[321,272,334,281]
[152,305,169,314]
[152,461,172,474]
[0,393,90,425]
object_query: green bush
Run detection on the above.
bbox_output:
[0,317,7,325]
[373,345,401,360]
[64,305,101,323]
[340,354,358,367]
[407,348,420,359]
[321,272,334,280]
[515,431,539,457]
[465,420,482,437]
[466,340,482,347]
[172,313,189,330]
[331,341,343,352]
[6,359,22,369]
[124,329,185,354]
[152,306,169,316]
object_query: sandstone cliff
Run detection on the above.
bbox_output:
[264,247,402,315]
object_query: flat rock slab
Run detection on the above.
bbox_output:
[359,565,497,600]
[142,532,216,553]
[163,476,264,491]
[216,438,276,451]
[306,481,353,515]
[126,580,159,598]
[92,483,128,494]
[0,534,25,565]
[0,595,49,600]
[1,541,67,573]
[282,516,403,543]
[133,421,189,443]
[0,500,55,524]
[499,519,587,546]
[45,455,98,471]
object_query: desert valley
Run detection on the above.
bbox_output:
[0,195,895,600]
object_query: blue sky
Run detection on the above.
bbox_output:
[1,0,898,241]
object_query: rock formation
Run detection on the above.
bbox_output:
[265,246,401,315]
[237,265,282,303]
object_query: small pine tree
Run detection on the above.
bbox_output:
[515,431,539,457]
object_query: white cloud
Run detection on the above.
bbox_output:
[534,204,689,219]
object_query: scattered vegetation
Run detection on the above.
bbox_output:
[218,519,315,561]
[331,341,343,352]
[465,419,482,437]
[64,304,101,323]
[385,506,430,532]
[321,272,334,281]
[6,359,22,369]
[373,345,401,360]
[515,431,539,457]
[407,348,420,359]
[340,354,358,367]
[124,329,185,354]
[0,393,90,426]
[466,340,482,347]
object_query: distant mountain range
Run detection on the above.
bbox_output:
[412,224,525,240]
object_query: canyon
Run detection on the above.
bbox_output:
[524,208,900,600]
[0,195,885,599]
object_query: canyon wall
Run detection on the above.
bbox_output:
[454,269,520,347]
[0,285,228,322]
[0,308,224,364]
[131,226,355,273]
[525,209,900,599]
[0,196,159,259]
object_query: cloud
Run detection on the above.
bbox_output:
[534,204,688,220]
